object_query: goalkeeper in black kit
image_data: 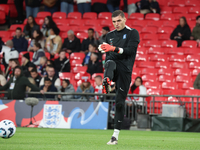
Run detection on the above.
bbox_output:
[98,10,140,145]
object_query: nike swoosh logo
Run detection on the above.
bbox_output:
[118,120,122,122]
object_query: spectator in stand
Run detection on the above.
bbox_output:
[32,42,45,66]
[128,0,137,15]
[136,0,160,14]
[75,0,91,15]
[39,65,61,89]
[170,17,191,47]
[41,16,57,38]
[21,53,32,77]
[2,40,19,69]
[81,28,99,52]
[60,0,74,15]
[92,1,108,14]
[25,0,42,18]
[54,50,70,73]
[87,52,103,76]
[0,67,6,86]
[43,0,59,14]
[45,26,62,56]
[30,68,41,87]
[40,77,58,99]
[75,76,94,100]
[99,26,110,44]
[107,0,120,13]
[5,59,20,80]
[62,30,81,54]
[0,66,40,99]
[28,29,45,51]
[190,15,200,45]
[58,79,75,100]
[12,28,28,53]
[14,0,24,24]
[38,56,47,77]
[94,75,103,101]
[83,43,97,66]
[27,63,37,75]
[23,16,40,39]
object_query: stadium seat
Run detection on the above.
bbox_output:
[189,62,200,69]
[161,82,177,90]
[173,7,188,14]
[160,7,172,14]
[149,55,168,62]
[185,0,199,7]
[142,34,158,41]
[8,3,18,18]
[147,47,164,55]
[98,12,112,19]
[175,75,192,83]
[100,19,113,27]
[35,18,44,26]
[158,34,170,41]
[0,64,5,73]
[45,52,51,60]
[70,52,85,60]
[67,12,82,19]
[137,47,147,54]
[162,89,185,95]
[157,27,174,34]
[52,12,66,19]
[174,14,192,21]
[146,20,163,28]
[0,11,6,24]
[146,88,162,95]
[59,72,73,80]
[129,13,144,20]
[184,48,200,55]
[178,82,194,90]
[54,53,69,59]
[145,13,160,21]
[60,32,68,39]
[135,54,148,61]
[0,4,9,16]
[136,61,155,68]
[143,40,161,48]
[58,25,71,32]
[83,12,97,19]
[155,62,171,69]
[141,27,157,34]
[73,72,91,80]
[144,82,161,89]
[76,32,88,42]
[91,73,104,80]
[9,24,25,31]
[162,20,179,28]
[165,48,184,55]
[169,55,185,62]
[158,68,174,76]
[185,89,200,95]
[36,12,51,19]
[160,14,175,21]
[84,19,101,27]
[158,75,174,82]
[161,40,177,48]
[132,68,141,76]
[140,68,158,75]
[182,40,197,48]
[69,19,85,26]
[191,68,200,76]
[174,68,191,76]
[142,74,157,82]
[72,66,87,73]
[171,62,188,69]
[168,0,185,7]
[186,55,199,62]
[131,20,148,27]
[188,7,200,14]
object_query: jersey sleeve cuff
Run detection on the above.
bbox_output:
[118,48,123,54]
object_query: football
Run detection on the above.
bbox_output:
[0,120,16,139]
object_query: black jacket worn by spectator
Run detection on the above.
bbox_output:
[25,0,42,7]
[87,59,103,76]
[60,0,73,3]
[107,0,120,7]
[54,57,70,73]
[23,24,40,39]
[0,67,40,99]
[81,37,99,52]
[62,36,81,53]
[170,24,191,47]
[34,74,42,87]
[12,35,28,53]
[136,0,160,14]
[22,61,33,77]
[105,26,140,73]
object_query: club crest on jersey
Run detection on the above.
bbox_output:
[123,34,126,39]
[109,38,114,45]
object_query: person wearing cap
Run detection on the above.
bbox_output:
[99,26,110,44]
[74,76,94,100]
[32,42,45,66]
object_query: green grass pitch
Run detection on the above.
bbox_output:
[1,128,200,150]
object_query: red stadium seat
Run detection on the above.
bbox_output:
[57,25,72,32]
[161,82,177,90]
[132,68,141,76]
[189,62,200,69]
[52,12,66,19]
[69,19,85,26]
[36,12,51,19]
[54,53,69,59]
[162,20,179,28]
[174,69,191,76]
[67,12,82,19]
[158,75,174,82]
[149,55,168,62]
[72,66,87,73]
[188,7,200,14]
[135,54,148,61]
[100,19,113,27]
[175,76,192,83]
[83,12,97,19]
[143,40,161,48]
[59,72,73,80]
[145,82,161,89]
[158,34,171,41]
[136,61,155,68]
[70,52,85,60]
[76,32,88,42]
[184,48,200,55]
[73,72,91,80]
[142,34,158,41]
[8,3,18,18]
[146,20,163,28]
[9,24,25,31]
[178,82,194,90]
[0,4,9,16]
[147,47,164,55]
[158,68,174,76]
[165,48,184,55]
[131,20,148,27]
[185,0,199,7]
[0,31,11,38]
[141,27,157,34]
[75,26,92,34]
[182,40,197,48]
[146,88,162,95]
[45,52,51,60]
[168,0,185,7]
[173,7,188,14]
[84,19,101,26]
[140,68,158,75]
[171,62,188,69]
[142,74,157,82]
[155,62,171,69]
[191,68,200,76]
[91,73,104,80]
[70,59,83,67]
[174,14,192,21]
[161,40,177,48]
[129,13,144,20]
[162,89,185,95]
[137,47,147,55]
[160,7,172,14]
[35,18,44,26]
[0,11,6,24]
[168,55,185,62]
[145,13,160,21]
[157,27,174,34]
[186,55,200,62]
[160,14,175,21]
[185,89,200,95]
[98,12,112,19]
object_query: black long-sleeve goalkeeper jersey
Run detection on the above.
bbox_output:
[105,26,140,73]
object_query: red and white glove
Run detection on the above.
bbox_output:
[98,42,123,54]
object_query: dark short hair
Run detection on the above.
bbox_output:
[63,79,70,85]
[16,27,22,31]
[196,15,200,20]
[112,10,125,18]
[88,28,94,33]
[34,42,42,49]
[59,49,66,54]
[95,75,102,80]
[51,26,60,35]
[44,77,51,82]
[89,43,97,49]
[47,64,55,69]
[102,26,110,32]
[30,68,37,73]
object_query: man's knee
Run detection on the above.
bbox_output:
[104,60,116,70]
[115,101,125,111]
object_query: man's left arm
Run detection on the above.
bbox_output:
[25,78,40,91]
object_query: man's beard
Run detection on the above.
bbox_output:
[15,74,20,78]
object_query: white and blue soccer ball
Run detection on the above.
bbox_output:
[0,120,16,139]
